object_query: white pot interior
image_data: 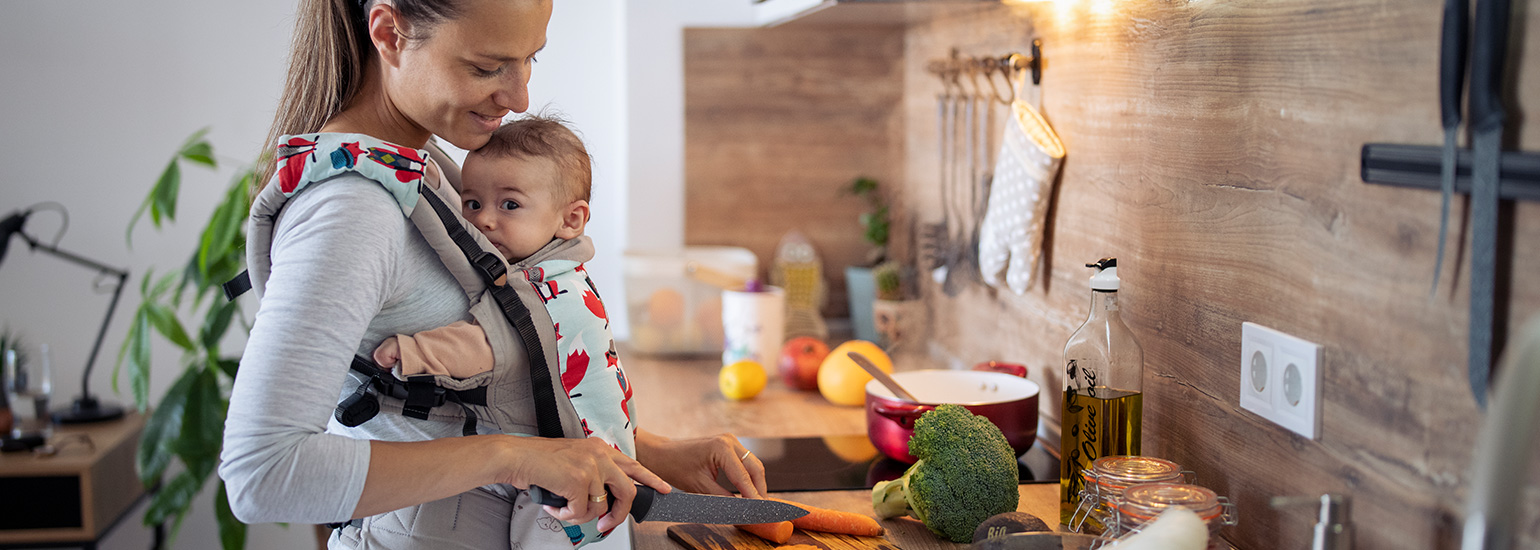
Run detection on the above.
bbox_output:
[866,370,1040,405]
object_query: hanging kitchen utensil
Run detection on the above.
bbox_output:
[1465,0,1512,409]
[942,65,978,297]
[922,63,957,278]
[979,45,1065,295]
[1431,0,1468,297]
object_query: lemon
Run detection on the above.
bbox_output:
[817,340,893,406]
[719,360,768,401]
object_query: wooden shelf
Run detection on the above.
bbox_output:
[0,412,147,546]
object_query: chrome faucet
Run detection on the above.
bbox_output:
[1462,316,1540,550]
[1271,494,1352,550]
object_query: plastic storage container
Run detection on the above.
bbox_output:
[624,247,758,356]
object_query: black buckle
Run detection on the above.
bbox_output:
[472,252,507,286]
[401,376,446,420]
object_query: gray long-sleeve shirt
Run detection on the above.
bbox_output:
[219,174,474,524]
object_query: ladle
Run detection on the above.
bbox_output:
[847,351,919,403]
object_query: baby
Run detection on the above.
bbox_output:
[373,114,595,380]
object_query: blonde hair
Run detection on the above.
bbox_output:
[474,114,593,204]
[255,0,466,194]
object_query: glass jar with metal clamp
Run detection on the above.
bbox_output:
[1109,483,1238,549]
[1069,455,1190,534]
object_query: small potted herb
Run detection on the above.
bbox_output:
[844,177,889,342]
[871,261,923,351]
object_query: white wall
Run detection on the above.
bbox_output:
[0,1,305,548]
[0,0,753,548]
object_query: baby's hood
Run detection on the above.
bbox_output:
[510,236,595,280]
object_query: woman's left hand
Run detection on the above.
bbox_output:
[635,430,767,498]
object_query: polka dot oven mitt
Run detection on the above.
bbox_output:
[978,100,1065,295]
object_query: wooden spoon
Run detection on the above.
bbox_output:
[847,351,920,403]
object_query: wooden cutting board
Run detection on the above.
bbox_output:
[666,524,902,550]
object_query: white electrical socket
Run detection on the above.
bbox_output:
[1239,322,1322,439]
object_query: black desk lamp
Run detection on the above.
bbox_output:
[0,207,127,424]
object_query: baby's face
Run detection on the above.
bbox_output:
[460,153,576,261]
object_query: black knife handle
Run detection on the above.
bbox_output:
[1438,0,1468,129]
[1468,0,1511,131]
[526,484,658,523]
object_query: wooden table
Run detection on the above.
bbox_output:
[624,351,1066,550]
[0,412,154,549]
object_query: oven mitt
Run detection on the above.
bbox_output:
[978,100,1065,294]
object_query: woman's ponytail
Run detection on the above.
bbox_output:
[254,0,368,194]
[256,0,467,195]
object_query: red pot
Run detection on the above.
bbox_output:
[865,369,1040,464]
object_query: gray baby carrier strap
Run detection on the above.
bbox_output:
[240,168,581,442]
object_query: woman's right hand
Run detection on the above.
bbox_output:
[495,436,671,533]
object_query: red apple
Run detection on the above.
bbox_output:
[778,336,830,391]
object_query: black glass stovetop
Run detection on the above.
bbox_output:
[716,435,1056,492]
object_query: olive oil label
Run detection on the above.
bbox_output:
[1058,366,1143,525]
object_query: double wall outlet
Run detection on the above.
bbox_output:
[1239,322,1322,439]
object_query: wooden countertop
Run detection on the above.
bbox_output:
[623,350,1066,550]
[628,350,867,440]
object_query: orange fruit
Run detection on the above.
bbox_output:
[817,340,892,406]
[821,434,879,462]
[719,360,768,401]
[646,288,685,327]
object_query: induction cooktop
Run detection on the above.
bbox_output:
[716,435,1053,492]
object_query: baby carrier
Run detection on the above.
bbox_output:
[227,133,622,548]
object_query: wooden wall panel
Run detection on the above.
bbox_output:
[684,27,906,317]
[896,2,1540,549]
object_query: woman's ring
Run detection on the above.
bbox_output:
[741,450,752,461]
[590,493,608,503]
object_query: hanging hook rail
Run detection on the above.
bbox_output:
[926,40,1042,105]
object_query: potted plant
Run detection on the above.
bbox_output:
[871,261,923,352]
[117,129,254,550]
[844,177,889,342]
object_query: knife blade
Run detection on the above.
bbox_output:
[527,484,808,524]
[1432,0,1468,296]
[1465,0,1511,409]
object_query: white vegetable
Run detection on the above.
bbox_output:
[1106,508,1209,550]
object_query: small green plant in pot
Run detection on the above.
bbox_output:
[118,128,254,550]
[871,261,922,351]
[845,177,890,342]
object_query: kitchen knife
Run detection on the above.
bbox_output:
[1432,0,1468,296]
[1465,0,1511,409]
[527,485,808,524]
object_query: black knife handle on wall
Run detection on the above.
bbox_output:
[1439,0,1468,129]
[1467,0,1510,131]
[527,484,657,522]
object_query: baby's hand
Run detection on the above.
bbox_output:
[373,337,402,368]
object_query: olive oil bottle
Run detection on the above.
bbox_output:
[1059,258,1144,528]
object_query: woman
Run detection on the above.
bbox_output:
[218,0,766,547]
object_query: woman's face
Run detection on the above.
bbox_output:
[389,0,553,150]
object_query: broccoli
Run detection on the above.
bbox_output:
[870,404,1020,542]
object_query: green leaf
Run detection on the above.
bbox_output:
[155,161,182,224]
[138,368,197,486]
[214,358,240,380]
[171,367,225,470]
[128,309,153,408]
[199,176,248,274]
[215,481,248,550]
[181,142,216,168]
[112,307,140,395]
[144,468,206,527]
[201,300,240,351]
[145,303,196,352]
[178,127,211,153]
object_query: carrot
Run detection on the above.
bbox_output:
[776,545,822,550]
[770,498,885,537]
[736,521,794,544]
